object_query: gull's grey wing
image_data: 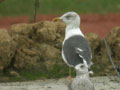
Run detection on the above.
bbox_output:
[62,35,92,67]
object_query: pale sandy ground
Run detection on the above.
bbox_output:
[0,76,120,90]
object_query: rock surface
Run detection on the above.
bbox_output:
[0,29,16,71]
[10,21,66,72]
[106,27,120,66]
[0,21,120,79]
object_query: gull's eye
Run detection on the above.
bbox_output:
[65,15,72,19]
[80,65,85,68]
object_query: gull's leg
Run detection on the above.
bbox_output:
[68,67,72,82]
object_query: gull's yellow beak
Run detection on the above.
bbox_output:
[52,17,62,22]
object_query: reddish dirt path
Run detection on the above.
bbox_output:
[0,13,120,39]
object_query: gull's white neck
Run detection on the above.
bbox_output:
[65,25,84,40]
[76,73,89,79]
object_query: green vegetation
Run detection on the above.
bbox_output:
[0,64,76,82]
[19,65,75,81]
[0,0,120,16]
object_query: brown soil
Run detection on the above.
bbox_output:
[0,13,120,39]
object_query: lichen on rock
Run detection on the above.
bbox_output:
[10,21,66,72]
[0,29,16,71]
[106,27,120,66]
[0,21,120,80]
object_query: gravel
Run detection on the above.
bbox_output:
[0,76,120,90]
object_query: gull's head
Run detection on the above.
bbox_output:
[75,64,89,75]
[53,12,80,27]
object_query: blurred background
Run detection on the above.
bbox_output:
[0,0,120,82]
[0,0,120,38]
[0,0,120,15]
